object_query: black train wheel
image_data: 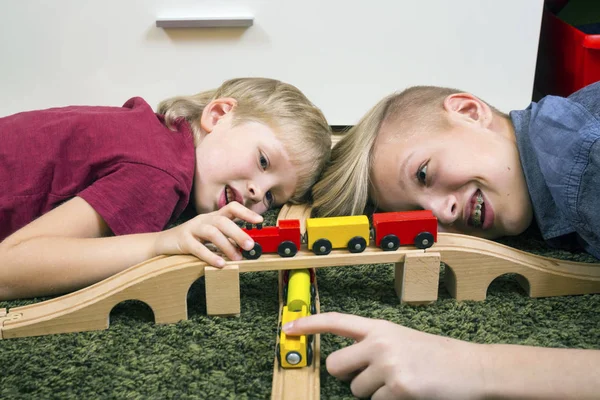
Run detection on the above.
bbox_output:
[348,236,367,253]
[313,238,332,255]
[276,343,282,366]
[306,343,313,366]
[310,283,317,315]
[242,243,262,259]
[277,241,298,257]
[381,234,400,251]
[415,232,435,249]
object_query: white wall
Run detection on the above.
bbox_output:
[0,0,544,125]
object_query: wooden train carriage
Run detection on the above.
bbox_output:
[277,269,316,368]
[306,215,370,255]
[372,210,437,250]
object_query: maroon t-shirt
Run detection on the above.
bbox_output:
[0,97,195,241]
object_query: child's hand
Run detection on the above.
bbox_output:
[155,202,263,267]
[283,312,486,399]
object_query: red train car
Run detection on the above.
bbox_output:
[372,210,437,250]
[242,220,301,259]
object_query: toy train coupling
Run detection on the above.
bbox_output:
[300,232,308,245]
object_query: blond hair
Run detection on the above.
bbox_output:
[312,85,507,217]
[157,78,332,204]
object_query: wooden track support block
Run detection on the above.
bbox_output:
[205,265,241,316]
[395,252,441,305]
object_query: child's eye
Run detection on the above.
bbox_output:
[416,163,428,185]
[260,153,269,170]
[265,191,274,208]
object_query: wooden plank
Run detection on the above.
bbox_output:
[3,231,600,339]
[395,252,441,305]
[430,233,600,301]
[271,270,320,400]
[205,265,241,316]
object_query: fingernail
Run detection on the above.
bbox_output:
[216,259,226,267]
[282,322,294,332]
[244,240,254,250]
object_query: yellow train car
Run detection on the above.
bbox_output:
[306,215,370,255]
[286,268,311,312]
[278,269,316,368]
[279,305,311,368]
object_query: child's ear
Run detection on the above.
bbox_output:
[200,98,237,133]
[443,93,493,128]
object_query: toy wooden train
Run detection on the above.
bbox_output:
[242,210,438,259]
[274,211,437,368]
[277,268,317,368]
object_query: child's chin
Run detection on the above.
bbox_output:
[503,215,533,237]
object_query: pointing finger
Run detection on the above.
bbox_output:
[283,312,372,341]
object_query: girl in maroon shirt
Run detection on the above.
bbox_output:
[0,77,331,300]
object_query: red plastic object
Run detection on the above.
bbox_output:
[536,7,600,97]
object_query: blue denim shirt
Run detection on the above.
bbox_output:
[510,81,600,259]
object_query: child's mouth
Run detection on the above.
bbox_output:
[469,190,485,228]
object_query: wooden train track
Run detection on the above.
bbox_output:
[431,233,600,300]
[271,269,320,400]
[2,206,600,341]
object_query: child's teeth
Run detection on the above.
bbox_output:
[471,191,484,227]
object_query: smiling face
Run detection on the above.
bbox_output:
[192,99,298,215]
[369,93,533,239]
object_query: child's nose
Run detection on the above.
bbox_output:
[247,182,265,203]
[428,194,459,225]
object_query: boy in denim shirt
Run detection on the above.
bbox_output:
[314,81,600,258]
[292,81,600,399]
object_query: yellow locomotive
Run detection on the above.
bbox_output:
[277,268,316,368]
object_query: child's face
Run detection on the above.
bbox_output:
[369,114,533,240]
[193,105,297,215]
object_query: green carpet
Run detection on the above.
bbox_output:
[1,209,599,399]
